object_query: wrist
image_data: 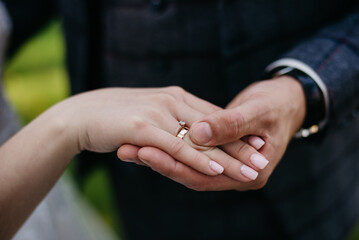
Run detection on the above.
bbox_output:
[284,68,325,128]
[0,99,79,237]
[41,100,82,158]
[270,75,306,136]
[266,58,330,138]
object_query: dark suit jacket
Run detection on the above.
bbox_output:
[5,0,359,239]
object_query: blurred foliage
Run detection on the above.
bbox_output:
[349,222,359,240]
[3,20,118,233]
[4,21,69,124]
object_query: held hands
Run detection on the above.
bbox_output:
[0,78,304,239]
[117,76,306,191]
[189,76,306,190]
[62,75,304,191]
[62,87,265,183]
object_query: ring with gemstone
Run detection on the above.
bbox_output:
[176,121,189,139]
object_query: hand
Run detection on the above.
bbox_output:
[188,76,306,189]
[120,76,305,191]
[118,135,266,190]
[61,87,263,181]
[0,86,267,238]
[3,86,246,238]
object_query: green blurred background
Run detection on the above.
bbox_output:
[4,21,118,235]
[3,21,359,240]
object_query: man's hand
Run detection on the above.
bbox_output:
[187,76,306,189]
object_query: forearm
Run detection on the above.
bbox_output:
[0,104,78,239]
[0,86,234,238]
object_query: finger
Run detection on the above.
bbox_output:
[138,125,224,176]
[182,91,222,115]
[138,146,248,191]
[117,144,141,161]
[189,102,266,146]
[122,159,149,166]
[172,104,205,128]
[124,104,259,181]
[118,103,225,176]
[144,103,203,138]
[222,140,269,172]
[149,104,263,181]
[125,103,265,180]
[117,144,149,166]
[247,136,265,150]
[182,130,257,181]
[172,105,252,181]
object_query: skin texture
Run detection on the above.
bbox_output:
[0,87,264,239]
[118,76,306,191]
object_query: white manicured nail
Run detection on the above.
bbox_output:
[248,136,265,150]
[240,165,258,180]
[122,159,136,163]
[250,153,269,170]
[209,160,224,174]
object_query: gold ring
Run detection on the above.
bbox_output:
[176,121,189,139]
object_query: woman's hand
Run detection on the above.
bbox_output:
[61,87,263,180]
[0,86,267,238]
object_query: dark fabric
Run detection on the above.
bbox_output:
[3,0,57,57]
[7,0,359,239]
[283,8,359,125]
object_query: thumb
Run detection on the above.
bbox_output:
[189,105,261,146]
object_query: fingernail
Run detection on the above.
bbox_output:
[209,160,224,174]
[240,165,258,180]
[191,122,212,144]
[122,159,136,163]
[136,161,149,167]
[248,136,265,150]
[250,153,269,170]
[140,159,152,168]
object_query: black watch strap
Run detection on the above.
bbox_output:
[284,69,326,129]
[266,59,330,138]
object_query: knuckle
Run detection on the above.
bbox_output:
[191,152,205,168]
[168,139,185,157]
[235,142,247,159]
[263,110,276,128]
[145,107,163,120]
[232,111,246,138]
[155,92,176,104]
[214,110,245,141]
[131,117,149,130]
[167,86,185,95]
